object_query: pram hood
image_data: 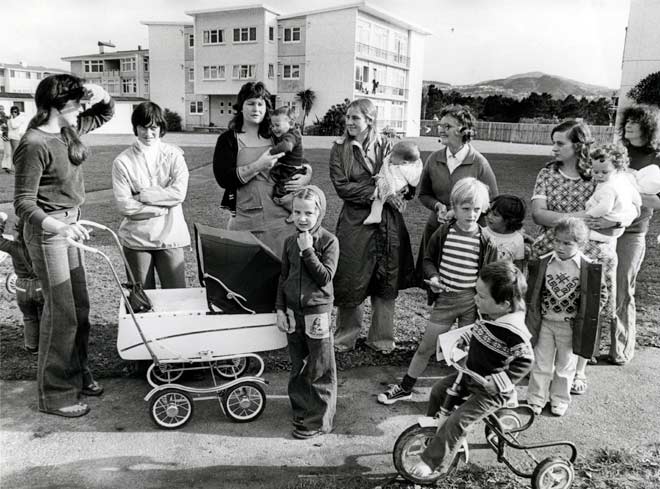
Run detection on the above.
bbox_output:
[195,224,281,314]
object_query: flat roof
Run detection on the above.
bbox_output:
[278,1,431,35]
[140,20,193,26]
[62,49,148,61]
[0,92,34,99]
[185,3,279,16]
[0,62,68,73]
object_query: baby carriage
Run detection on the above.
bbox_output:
[67,220,287,429]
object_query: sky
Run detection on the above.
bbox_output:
[1,0,631,88]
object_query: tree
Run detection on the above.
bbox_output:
[312,98,351,136]
[296,88,316,135]
[628,71,660,107]
[163,109,182,132]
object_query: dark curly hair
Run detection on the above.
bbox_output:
[617,104,660,151]
[489,194,526,232]
[549,120,594,181]
[439,104,476,142]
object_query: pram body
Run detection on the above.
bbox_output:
[71,220,287,429]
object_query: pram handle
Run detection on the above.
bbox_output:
[66,237,100,254]
[78,220,113,232]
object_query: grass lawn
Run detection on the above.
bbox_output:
[1,146,659,381]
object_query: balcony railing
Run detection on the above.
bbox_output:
[354,80,408,98]
[102,70,120,79]
[356,42,410,67]
[376,119,407,131]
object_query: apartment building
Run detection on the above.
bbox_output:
[0,62,68,95]
[145,2,428,136]
[62,43,150,99]
[616,0,660,122]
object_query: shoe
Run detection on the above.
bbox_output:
[570,378,587,395]
[587,356,598,365]
[334,344,353,353]
[292,428,324,439]
[505,389,519,408]
[365,343,395,355]
[551,404,568,417]
[377,384,412,405]
[527,403,543,415]
[605,356,627,366]
[292,417,305,429]
[81,381,104,396]
[410,461,435,478]
[24,345,39,355]
[41,402,90,418]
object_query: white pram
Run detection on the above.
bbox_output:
[69,221,287,429]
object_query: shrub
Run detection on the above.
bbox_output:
[628,71,660,107]
[312,98,351,136]
[163,108,183,132]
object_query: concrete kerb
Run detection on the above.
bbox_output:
[1,350,660,488]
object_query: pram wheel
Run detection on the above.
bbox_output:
[148,363,184,385]
[214,357,250,379]
[392,424,463,485]
[149,388,194,429]
[532,457,574,489]
[485,408,523,444]
[222,381,266,423]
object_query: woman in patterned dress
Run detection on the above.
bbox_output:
[530,120,617,395]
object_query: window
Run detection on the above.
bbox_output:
[282,64,300,80]
[188,68,195,81]
[121,78,137,94]
[269,27,274,41]
[233,27,257,43]
[268,64,275,79]
[144,80,149,95]
[203,29,224,44]
[143,57,149,72]
[83,61,103,73]
[232,64,256,80]
[103,79,119,94]
[283,27,301,42]
[190,101,204,114]
[10,70,15,77]
[12,101,25,112]
[189,33,194,47]
[121,58,136,72]
[203,65,226,80]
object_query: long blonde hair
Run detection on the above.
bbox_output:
[342,98,378,176]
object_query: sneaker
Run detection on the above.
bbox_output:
[505,389,519,408]
[377,384,412,405]
[528,403,543,415]
[551,404,568,417]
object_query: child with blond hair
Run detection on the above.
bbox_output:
[378,177,498,404]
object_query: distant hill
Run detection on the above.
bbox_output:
[424,72,616,99]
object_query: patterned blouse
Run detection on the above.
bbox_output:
[530,165,596,257]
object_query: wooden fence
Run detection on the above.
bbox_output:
[420,121,616,145]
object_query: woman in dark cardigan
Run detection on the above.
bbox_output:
[416,105,498,283]
[213,81,311,257]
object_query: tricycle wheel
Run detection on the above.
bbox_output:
[222,381,266,423]
[149,388,194,430]
[532,457,574,489]
[148,363,184,385]
[393,424,461,485]
[214,357,249,379]
[485,408,523,444]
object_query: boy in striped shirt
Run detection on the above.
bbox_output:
[378,178,498,404]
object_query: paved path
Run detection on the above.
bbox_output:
[1,349,659,488]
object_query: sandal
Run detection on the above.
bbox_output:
[81,381,104,397]
[41,402,90,418]
[570,377,587,395]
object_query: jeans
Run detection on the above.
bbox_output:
[123,246,186,289]
[15,276,44,350]
[408,289,476,378]
[613,230,646,363]
[422,373,506,470]
[527,319,577,408]
[334,296,395,351]
[24,210,94,411]
[287,311,337,433]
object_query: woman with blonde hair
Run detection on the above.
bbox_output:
[330,98,415,354]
